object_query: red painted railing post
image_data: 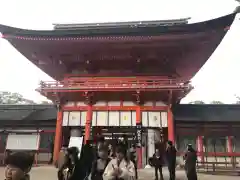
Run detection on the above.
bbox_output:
[84,104,92,144]
[53,108,63,165]
[167,107,175,144]
[227,136,234,164]
[197,136,204,162]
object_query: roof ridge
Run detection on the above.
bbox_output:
[53,18,191,30]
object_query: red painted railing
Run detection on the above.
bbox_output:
[37,77,192,92]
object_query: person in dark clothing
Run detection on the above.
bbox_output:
[129,144,138,180]
[4,152,34,180]
[91,145,111,180]
[122,135,129,150]
[48,140,54,164]
[68,144,96,180]
[60,147,79,180]
[117,135,128,153]
[80,140,95,178]
[166,141,177,180]
[108,144,115,158]
[183,144,198,180]
[97,136,105,150]
[57,150,70,180]
[152,149,164,180]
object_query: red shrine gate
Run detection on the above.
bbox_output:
[0,12,236,168]
[39,76,191,167]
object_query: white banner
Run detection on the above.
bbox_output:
[68,136,83,158]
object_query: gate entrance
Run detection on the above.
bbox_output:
[93,126,168,167]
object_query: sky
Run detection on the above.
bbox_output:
[0,0,239,104]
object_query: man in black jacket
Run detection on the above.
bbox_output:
[166,141,177,180]
[152,148,164,180]
[183,144,197,180]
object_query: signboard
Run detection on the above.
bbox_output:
[136,123,142,147]
[120,111,131,126]
[68,136,83,158]
[6,134,40,150]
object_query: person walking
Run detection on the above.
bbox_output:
[183,144,198,180]
[152,149,164,180]
[48,140,54,164]
[166,141,177,180]
[129,144,138,180]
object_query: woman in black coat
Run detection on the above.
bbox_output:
[183,144,198,180]
[68,143,95,180]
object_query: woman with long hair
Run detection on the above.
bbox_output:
[68,143,95,180]
[58,147,79,180]
[91,145,111,180]
[103,145,135,180]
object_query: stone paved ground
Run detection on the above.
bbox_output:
[0,166,238,180]
[139,167,240,180]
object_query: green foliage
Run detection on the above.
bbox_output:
[210,101,224,104]
[189,100,205,104]
[0,91,36,104]
[40,101,53,105]
[235,95,240,104]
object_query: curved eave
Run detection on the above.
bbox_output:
[0,13,237,81]
[0,13,236,37]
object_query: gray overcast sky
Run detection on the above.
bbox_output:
[0,0,239,103]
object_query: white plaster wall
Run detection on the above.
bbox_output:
[155,101,167,106]
[64,101,167,107]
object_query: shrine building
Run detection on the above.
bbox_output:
[0,12,238,167]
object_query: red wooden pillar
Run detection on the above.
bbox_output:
[227,136,233,163]
[53,108,63,164]
[197,136,204,162]
[136,105,142,169]
[84,104,92,144]
[167,107,175,144]
[227,136,233,153]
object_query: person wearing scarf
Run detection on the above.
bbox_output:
[103,145,135,180]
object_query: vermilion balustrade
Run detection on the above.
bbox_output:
[37,77,192,92]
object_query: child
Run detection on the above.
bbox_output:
[4,152,34,180]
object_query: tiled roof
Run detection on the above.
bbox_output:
[173,104,240,122]
[1,104,240,122]
[0,105,57,121]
